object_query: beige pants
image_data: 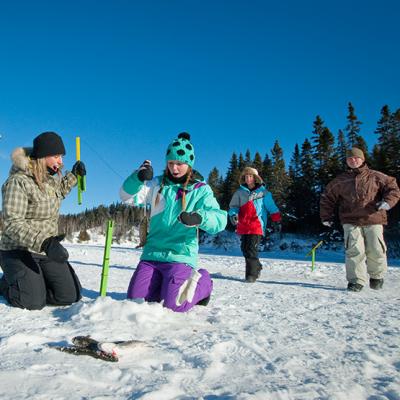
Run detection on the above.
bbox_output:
[343,224,387,285]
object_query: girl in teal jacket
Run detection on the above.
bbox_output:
[120,133,227,312]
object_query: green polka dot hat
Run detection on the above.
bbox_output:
[166,132,195,167]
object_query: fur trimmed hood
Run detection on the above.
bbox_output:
[10,147,33,173]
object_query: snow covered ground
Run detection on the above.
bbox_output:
[1,242,400,400]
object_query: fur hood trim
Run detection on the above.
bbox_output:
[11,147,33,172]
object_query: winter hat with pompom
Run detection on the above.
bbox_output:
[166,132,195,167]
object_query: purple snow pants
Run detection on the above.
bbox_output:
[127,260,213,312]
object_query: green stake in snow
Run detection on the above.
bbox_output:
[100,220,114,296]
[306,240,324,272]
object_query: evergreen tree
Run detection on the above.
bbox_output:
[374,105,400,176]
[269,141,290,210]
[311,116,336,190]
[311,115,325,159]
[238,153,246,171]
[336,129,348,171]
[371,143,382,170]
[244,149,252,165]
[375,105,392,147]
[345,102,362,147]
[221,152,241,210]
[300,139,315,186]
[286,140,319,232]
[207,167,223,202]
[389,108,400,230]
[253,151,263,173]
[320,127,337,188]
[286,144,304,231]
[392,109,400,180]
[299,139,319,231]
[262,154,274,188]
[289,144,301,179]
[373,106,400,231]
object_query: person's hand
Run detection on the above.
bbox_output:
[376,201,390,211]
[41,235,69,263]
[322,221,334,227]
[72,161,86,177]
[229,214,238,226]
[137,160,153,182]
[178,211,202,227]
[272,221,282,233]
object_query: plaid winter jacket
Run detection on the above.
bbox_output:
[0,147,77,254]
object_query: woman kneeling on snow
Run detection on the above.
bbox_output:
[0,132,84,310]
[120,132,227,312]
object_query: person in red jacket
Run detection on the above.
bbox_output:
[229,167,281,282]
[320,147,400,292]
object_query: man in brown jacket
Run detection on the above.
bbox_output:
[320,147,400,292]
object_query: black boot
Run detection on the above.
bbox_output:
[347,282,363,292]
[246,275,257,283]
[245,258,259,283]
[370,278,384,290]
[256,261,262,278]
[197,295,211,306]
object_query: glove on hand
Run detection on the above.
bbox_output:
[322,221,334,227]
[41,235,69,263]
[376,201,390,211]
[230,214,238,226]
[137,160,153,182]
[178,211,202,227]
[72,161,86,177]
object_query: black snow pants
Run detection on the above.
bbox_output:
[240,234,263,281]
[0,250,82,310]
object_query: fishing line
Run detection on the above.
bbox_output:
[81,138,126,179]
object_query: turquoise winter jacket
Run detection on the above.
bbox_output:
[120,171,227,268]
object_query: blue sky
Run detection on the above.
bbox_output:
[0,0,399,214]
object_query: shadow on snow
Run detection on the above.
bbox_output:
[210,273,344,292]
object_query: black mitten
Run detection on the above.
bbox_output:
[72,160,87,177]
[41,235,69,263]
[178,211,202,227]
[137,160,153,182]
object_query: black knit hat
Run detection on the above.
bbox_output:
[31,131,66,159]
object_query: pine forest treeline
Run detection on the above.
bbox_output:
[1,103,398,240]
[208,103,400,237]
[58,203,144,243]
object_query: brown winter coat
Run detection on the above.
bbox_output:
[320,164,400,226]
[0,147,77,254]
